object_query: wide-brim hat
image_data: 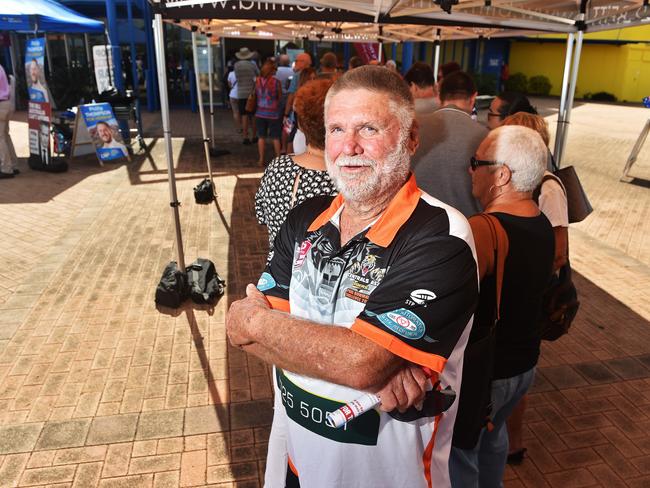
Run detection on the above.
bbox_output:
[235,47,254,60]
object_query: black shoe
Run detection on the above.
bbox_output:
[243,138,251,145]
[0,172,15,179]
[507,448,527,465]
[209,148,230,158]
[13,169,20,175]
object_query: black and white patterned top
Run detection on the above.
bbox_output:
[255,154,337,258]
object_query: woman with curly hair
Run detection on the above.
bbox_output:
[255,78,337,260]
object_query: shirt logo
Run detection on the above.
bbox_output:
[294,240,312,269]
[257,272,276,292]
[377,308,426,340]
[406,289,437,307]
[345,288,369,304]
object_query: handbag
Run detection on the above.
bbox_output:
[452,213,508,449]
[245,81,257,113]
[193,178,214,204]
[550,155,593,223]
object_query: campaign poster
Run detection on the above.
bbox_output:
[28,102,52,165]
[79,103,128,161]
[25,38,50,103]
[93,45,115,94]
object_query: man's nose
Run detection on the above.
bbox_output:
[341,131,363,156]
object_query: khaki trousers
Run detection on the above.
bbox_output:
[0,99,17,174]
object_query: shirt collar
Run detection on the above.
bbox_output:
[307,173,422,247]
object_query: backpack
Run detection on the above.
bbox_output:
[186,258,226,304]
[533,176,581,341]
[194,178,215,204]
[155,261,189,308]
[453,213,508,449]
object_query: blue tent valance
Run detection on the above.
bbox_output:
[0,0,104,33]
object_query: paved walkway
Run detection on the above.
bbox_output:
[0,100,649,487]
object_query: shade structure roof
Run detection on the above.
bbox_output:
[154,0,650,42]
[0,0,104,33]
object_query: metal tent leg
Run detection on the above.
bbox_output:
[554,33,575,165]
[556,30,583,167]
[153,13,186,270]
[207,36,215,150]
[433,29,441,83]
[621,119,650,182]
[191,29,215,185]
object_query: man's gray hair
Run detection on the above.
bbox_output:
[482,125,547,192]
[324,65,415,136]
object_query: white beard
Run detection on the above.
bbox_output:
[325,140,411,203]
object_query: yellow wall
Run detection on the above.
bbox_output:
[509,41,650,102]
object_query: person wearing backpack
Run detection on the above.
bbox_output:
[255,60,283,165]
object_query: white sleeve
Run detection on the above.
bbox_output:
[539,179,569,228]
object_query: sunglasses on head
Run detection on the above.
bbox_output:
[470,156,499,171]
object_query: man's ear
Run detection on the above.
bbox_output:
[407,119,419,155]
[469,92,478,110]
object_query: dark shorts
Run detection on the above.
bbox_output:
[256,116,282,140]
[237,98,252,116]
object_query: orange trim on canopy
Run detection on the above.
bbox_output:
[351,318,447,373]
[267,296,290,313]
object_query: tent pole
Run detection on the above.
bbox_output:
[191,29,215,185]
[207,35,215,149]
[557,30,583,167]
[84,33,93,71]
[378,42,383,63]
[433,28,441,83]
[126,0,143,144]
[44,35,53,76]
[63,34,71,69]
[553,32,574,163]
[9,33,18,81]
[153,12,186,270]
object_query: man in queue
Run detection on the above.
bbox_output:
[227,66,479,488]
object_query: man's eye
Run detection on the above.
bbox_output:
[360,126,378,136]
[329,127,343,134]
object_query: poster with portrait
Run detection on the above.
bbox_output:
[25,38,52,165]
[25,38,50,104]
[79,103,128,162]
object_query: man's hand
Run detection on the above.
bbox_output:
[376,364,429,413]
[226,284,271,347]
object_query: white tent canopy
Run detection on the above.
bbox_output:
[148,0,649,268]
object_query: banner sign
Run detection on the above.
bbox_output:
[93,45,115,94]
[28,102,52,165]
[25,38,51,165]
[353,43,381,64]
[79,103,128,162]
[25,38,50,103]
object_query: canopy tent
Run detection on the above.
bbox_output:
[0,0,104,33]
[148,0,650,269]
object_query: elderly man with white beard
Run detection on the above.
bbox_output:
[226,66,479,488]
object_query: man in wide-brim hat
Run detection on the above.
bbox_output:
[234,47,259,145]
[236,47,254,60]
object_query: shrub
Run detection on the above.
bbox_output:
[504,72,527,93]
[528,75,552,96]
[471,72,498,96]
[588,91,617,102]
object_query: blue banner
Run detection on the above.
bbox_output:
[25,38,49,104]
[79,103,128,161]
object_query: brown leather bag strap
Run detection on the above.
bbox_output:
[476,213,509,320]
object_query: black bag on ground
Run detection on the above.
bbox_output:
[28,154,68,173]
[186,258,225,304]
[155,261,189,308]
[539,262,580,341]
[194,178,214,204]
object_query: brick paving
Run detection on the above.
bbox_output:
[0,100,648,487]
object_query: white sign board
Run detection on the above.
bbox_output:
[93,45,115,94]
